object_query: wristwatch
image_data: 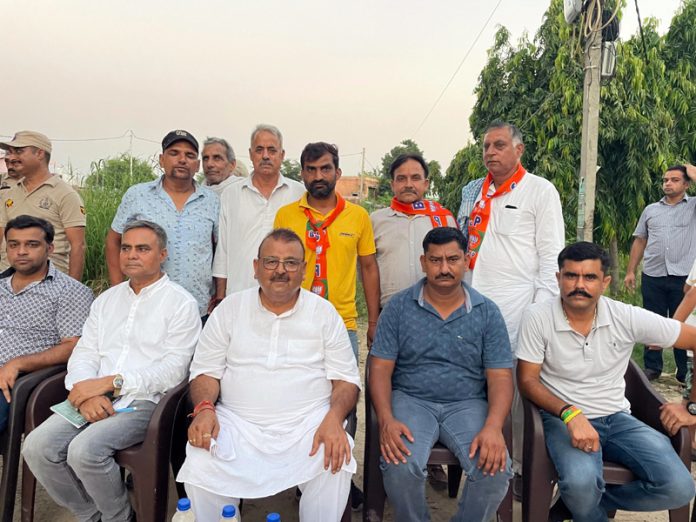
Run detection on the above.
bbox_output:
[112,374,124,395]
[687,402,696,416]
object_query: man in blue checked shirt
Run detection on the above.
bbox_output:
[105,130,220,318]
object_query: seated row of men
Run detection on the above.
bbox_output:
[5,211,696,521]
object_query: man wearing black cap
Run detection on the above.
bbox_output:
[105,130,220,317]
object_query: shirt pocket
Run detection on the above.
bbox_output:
[496,207,522,236]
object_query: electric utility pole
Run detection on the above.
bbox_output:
[576,27,602,241]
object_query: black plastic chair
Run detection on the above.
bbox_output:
[521,359,691,522]
[0,364,66,522]
[363,355,513,522]
[21,371,189,522]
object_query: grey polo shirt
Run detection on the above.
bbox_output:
[517,296,680,419]
[633,196,696,277]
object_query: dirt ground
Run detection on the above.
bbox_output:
[8,332,695,521]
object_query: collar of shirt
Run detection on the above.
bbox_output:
[0,261,57,295]
[243,172,291,196]
[125,272,170,299]
[659,194,689,205]
[551,296,612,333]
[149,175,208,204]
[254,287,304,318]
[411,278,477,315]
[18,174,59,192]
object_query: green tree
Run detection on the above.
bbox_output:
[281,159,302,182]
[84,154,157,191]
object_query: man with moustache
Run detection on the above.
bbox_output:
[106,130,219,318]
[370,152,457,488]
[457,120,565,491]
[23,220,200,522]
[624,164,696,382]
[0,215,93,432]
[0,131,87,280]
[177,229,361,522]
[212,124,304,304]
[201,137,241,195]
[274,141,380,353]
[370,226,513,522]
[274,141,380,509]
[517,242,696,521]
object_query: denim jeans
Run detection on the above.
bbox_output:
[541,410,695,522]
[23,400,156,522]
[641,273,688,377]
[0,393,8,432]
[380,390,511,522]
[347,329,359,362]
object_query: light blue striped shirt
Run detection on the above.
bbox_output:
[633,196,696,276]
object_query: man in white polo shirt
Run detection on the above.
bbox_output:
[517,241,696,521]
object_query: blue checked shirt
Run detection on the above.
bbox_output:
[456,177,485,241]
[111,177,220,315]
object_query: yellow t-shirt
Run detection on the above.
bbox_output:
[274,194,376,330]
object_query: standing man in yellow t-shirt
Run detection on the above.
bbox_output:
[274,142,380,510]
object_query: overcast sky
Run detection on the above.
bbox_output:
[0,0,683,179]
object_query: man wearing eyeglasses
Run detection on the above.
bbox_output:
[177,228,361,521]
[0,131,86,280]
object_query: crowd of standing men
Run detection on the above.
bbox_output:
[1,122,696,522]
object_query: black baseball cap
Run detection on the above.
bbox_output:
[161,130,199,153]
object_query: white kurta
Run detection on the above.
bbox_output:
[176,288,361,498]
[470,172,565,352]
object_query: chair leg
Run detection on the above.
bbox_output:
[668,503,690,522]
[341,490,352,522]
[20,462,37,522]
[447,464,462,499]
[496,478,513,522]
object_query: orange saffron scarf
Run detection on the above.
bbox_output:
[304,194,346,298]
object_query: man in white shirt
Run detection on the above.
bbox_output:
[517,242,696,521]
[177,228,361,522]
[201,137,242,195]
[23,219,201,522]
[211,124,304,305]
[457,120,565,486]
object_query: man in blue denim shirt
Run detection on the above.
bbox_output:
[370,226,513,522]
[106,130,219,317]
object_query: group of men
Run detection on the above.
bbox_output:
[2,120,696,522]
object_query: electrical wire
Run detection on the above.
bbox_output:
[413,0,504,136]
[583,0,621,37]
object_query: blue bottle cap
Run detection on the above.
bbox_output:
[177,498,191,511]
[266,513,281,522]
[222,505,236,517]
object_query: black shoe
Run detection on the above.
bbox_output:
[351,481,364,511]
[643,368,661,381]
[676,372,687,384]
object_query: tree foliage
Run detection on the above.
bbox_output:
[281,159,302,182]
[443,0,696,251]
[84,154,157,191]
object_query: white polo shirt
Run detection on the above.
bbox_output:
[517,296,680,418]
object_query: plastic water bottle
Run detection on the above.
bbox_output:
[220,504,238,521]
[172,498,196,521]
[266,514,281,522]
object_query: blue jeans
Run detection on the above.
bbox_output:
[23,400,156,522]
[0,393,8,432]
[542,410,695,522]
[380,391,511,522]
[347,329,359,362]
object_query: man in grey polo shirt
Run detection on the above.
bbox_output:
[0,214,93,432]
[370,226,513,521]
[518,241,696,521]
[624,164,696,381]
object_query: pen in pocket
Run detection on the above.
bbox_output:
[114,407,137,413]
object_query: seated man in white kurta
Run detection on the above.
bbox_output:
[177,228,361,522]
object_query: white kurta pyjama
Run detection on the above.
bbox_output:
[176,287,362,498]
